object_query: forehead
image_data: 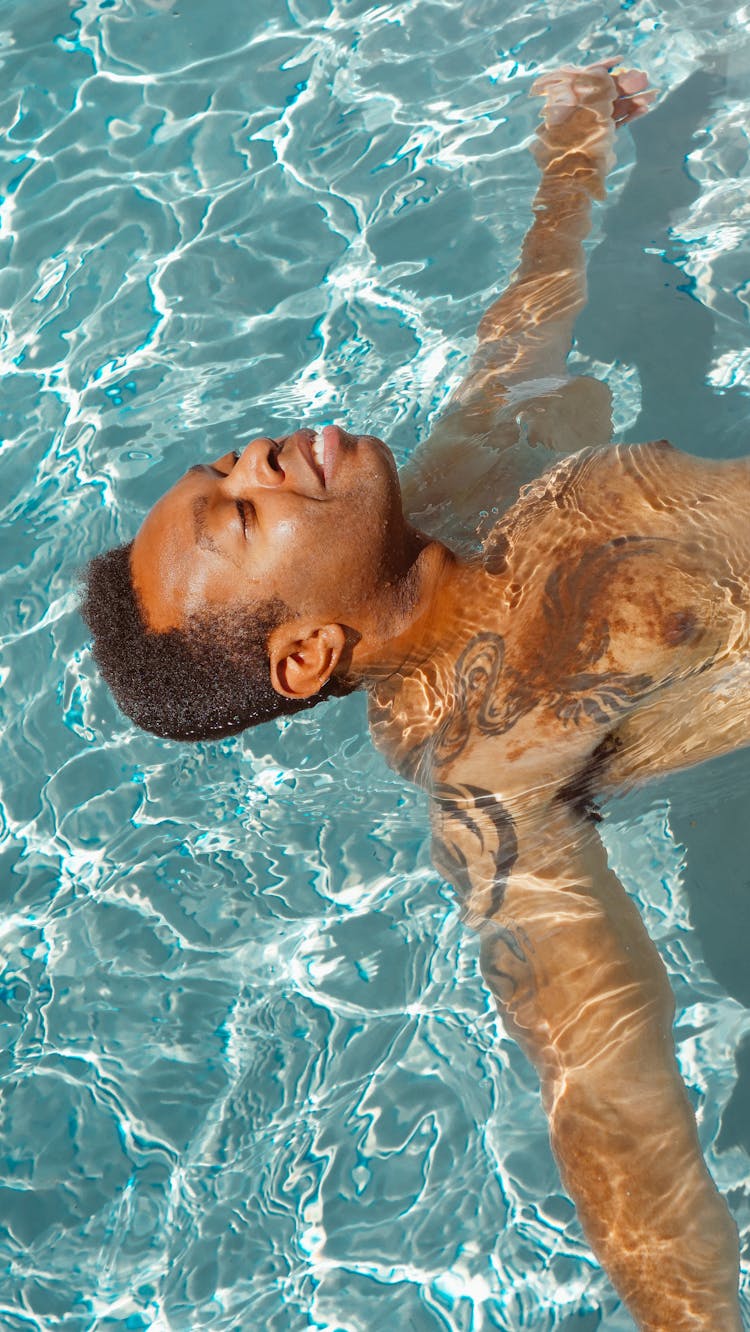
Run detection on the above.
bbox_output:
[130,473,219,632]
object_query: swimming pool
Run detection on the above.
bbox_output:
[1,0,749,1327]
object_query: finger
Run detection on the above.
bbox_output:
[613,91,657,126]
[616,69,649,94]
[530,68,576,95]
[615,87,658,113]
[618,101,652,124]
[572,71,614,97]
[586,56,624,71]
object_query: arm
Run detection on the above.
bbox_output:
[455,64,645,396]
[401,65,652,533]
[432,785,742,1331]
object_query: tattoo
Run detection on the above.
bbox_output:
[432,537,671,767]
[536,535,664,689]
[432,781,532,1007]
[547,670,654,727]
[533,543,663,724]
[433,633,529,766]
[432,781,519,915]
[479,927,532,1009]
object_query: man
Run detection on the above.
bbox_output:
[82,64,749,1329]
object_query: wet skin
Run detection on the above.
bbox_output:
[125,62,750,1332]
[131,425,422,639]
[370,437,750,1332]
[132,422,750,1332]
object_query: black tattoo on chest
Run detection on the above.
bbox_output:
[431,565,661,767]
[433,633,529,766]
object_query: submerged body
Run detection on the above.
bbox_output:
[375,440,750,787]
[372,437,750,1329]
[84,63,750,1330]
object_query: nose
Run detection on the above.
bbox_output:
[224,437,285,491]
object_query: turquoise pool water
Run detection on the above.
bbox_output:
[1,1,749,1328]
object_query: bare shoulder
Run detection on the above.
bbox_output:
[485,439,750,566]
[400,375,613,551]
[584,439,750,524]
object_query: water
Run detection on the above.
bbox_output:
[1,0,749,1327]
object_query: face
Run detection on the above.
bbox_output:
[130,426,410,634]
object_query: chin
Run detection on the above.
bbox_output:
[364,432,400,481]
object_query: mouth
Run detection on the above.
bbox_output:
[292,425,355,490]
[320,424,356,484]
[311,431,326,475]
[292,429,326,490]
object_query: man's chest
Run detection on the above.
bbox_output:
[371,536,732,795]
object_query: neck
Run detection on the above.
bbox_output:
[346,533,476,686]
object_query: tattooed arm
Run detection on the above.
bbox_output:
[402,64,654,537]
[431,785,742,1331]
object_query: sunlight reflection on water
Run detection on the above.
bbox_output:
[1,0,749,1327]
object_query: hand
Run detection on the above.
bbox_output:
[532,60,656,130]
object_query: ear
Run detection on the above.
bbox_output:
[267,622,348,700]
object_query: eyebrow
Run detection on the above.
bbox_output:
[191,494,220,553]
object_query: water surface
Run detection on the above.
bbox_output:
[1,0,750,1327]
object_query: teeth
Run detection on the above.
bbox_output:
[311,433,325,471]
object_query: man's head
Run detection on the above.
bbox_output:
[81,426,422,740]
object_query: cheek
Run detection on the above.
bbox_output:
[256,480,403,613]
[255,512,344,606]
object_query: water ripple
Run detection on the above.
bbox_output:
[1,0,749,1327]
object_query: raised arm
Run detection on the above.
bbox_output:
[453,63,652,400]
[402,64,653,537]
[431,785,742,1331]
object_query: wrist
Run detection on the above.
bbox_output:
[532,134,614,202]
[534,102,614,174]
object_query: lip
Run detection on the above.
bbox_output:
[321,424,352,485]
[293,429,326,490]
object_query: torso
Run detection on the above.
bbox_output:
[370,442,750,800]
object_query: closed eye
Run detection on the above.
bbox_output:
[236,498,253,536]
